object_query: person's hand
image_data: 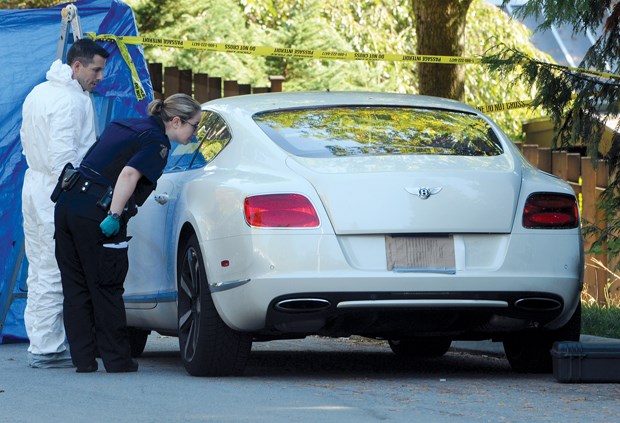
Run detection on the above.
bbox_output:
[100,214,120,237]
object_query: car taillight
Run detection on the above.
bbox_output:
[244,194,320,228]
[522,193,579,229]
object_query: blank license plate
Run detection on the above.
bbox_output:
[385,235,455,273]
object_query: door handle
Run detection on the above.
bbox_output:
[154,193,169,205]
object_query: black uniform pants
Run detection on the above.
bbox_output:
[54,186,134,372]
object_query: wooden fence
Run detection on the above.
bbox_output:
[147,64,615,303]
[147,63,285,101]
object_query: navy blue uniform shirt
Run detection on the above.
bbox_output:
[80,116,170,206]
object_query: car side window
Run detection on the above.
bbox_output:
[164,111,231,173]
[194,111,231,164]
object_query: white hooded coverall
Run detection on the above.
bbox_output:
[20,60,97,357]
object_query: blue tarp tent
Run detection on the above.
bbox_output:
[0,0,153,343]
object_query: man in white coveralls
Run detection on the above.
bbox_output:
[20,38,109,368]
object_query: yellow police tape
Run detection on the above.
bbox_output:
[476,99,533,113]
[87,32,615,110]
[476,91,581,113]
[89,33,481,65]
[92,34,147,101]
[90,33,620,79]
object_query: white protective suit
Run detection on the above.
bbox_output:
[20,60,97,359]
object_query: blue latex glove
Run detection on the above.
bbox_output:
[100,215,120,237]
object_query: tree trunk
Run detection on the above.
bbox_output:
[413,0,473,100]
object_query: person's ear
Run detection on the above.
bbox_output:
[70,60,82,76]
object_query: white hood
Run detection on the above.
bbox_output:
[45,60,86,93]
[46,60,73,84]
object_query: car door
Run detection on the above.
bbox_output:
[123,115,209,309]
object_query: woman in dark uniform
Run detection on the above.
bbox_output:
[54,93,202,373]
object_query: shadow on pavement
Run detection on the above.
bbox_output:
[138,335,516,379]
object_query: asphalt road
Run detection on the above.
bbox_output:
[1,335,619,422]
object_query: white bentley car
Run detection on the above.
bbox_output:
[123,91,583,376]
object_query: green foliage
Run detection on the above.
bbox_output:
[316,0,417,93]
[0,0,58,8]
[465,1,552,140]
[582,303,620,338]
[508,0,610,35]
[129,0,270,86]
[125,0,549,140]
[256,0,369,91]
[584,178,620,262]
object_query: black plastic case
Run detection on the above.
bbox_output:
[551,341,620,383]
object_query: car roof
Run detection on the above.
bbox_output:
[201,91,482,116]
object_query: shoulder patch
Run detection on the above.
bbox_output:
[160,144,169,159]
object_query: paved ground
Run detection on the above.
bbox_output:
[2,334,620,423]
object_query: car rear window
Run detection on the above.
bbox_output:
[253,107,503,158]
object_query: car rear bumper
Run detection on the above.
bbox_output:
[263,290,570,338]
[211,270,581,335]
[206,230,582,336]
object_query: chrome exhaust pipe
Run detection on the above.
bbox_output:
[514,297,562,312]
[274,298,331,313]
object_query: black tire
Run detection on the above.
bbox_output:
[177,234,252,376]
[503,302,581,374]
[127,327,150,357]
[388,338,452,358]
